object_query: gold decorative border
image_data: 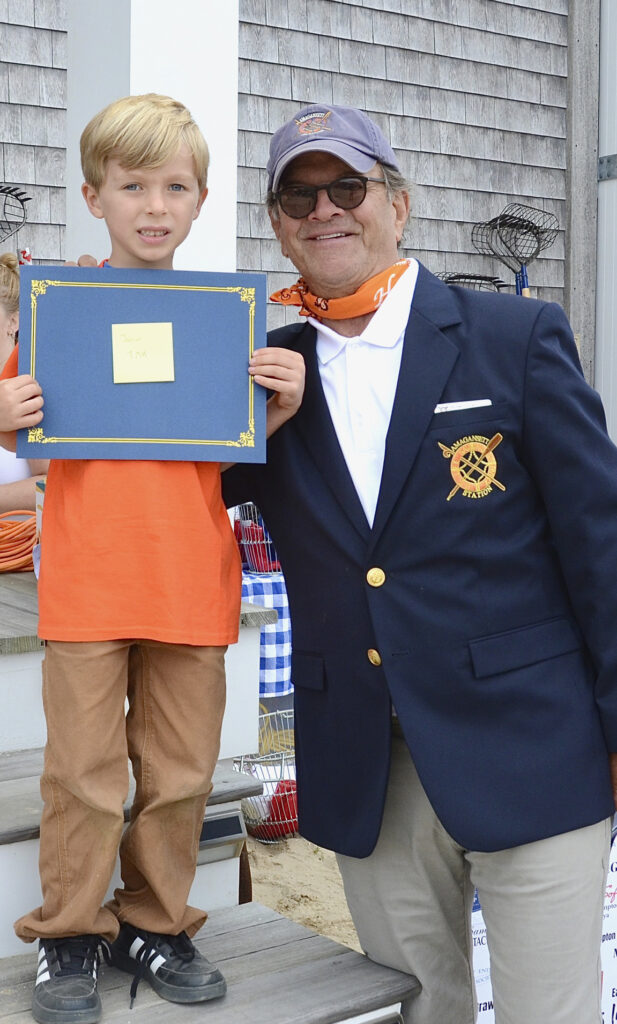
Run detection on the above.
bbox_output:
[28,279,257,448]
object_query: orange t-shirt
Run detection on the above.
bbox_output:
[1,348,241,644]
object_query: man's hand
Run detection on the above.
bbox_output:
[250,347,305,438]
[0,375,44,431]
[610,753,617,810]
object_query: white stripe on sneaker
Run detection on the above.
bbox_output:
[129,937,144,959]
[147,953,166,975]
[36,951,50,985]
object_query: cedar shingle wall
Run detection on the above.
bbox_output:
[0,0,66,264]
[238,0,568,328]
[0,1,569,304]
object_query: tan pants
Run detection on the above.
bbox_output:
[337,734,611,1024]
[15,639,227,944]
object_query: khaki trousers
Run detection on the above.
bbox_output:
[15,638,226,944]
[337,734,611,1024]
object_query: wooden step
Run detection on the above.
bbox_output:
[0,570,277,759]
[0,750,263,958]
[0,902,419,1023]
[0,748,262,846]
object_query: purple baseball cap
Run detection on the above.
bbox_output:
[267,103,400,192]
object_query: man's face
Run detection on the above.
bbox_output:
[270,152,409,297]
[81,143,207,270]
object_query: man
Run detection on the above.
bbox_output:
[225,103,617,1024]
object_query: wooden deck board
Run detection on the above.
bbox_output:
[0,904,418,1023]
[0,573,41,653]
[0,574,276,655]
[0,755,262,845]
[0,749,44,783]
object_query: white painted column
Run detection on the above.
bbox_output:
[65,0,239,272]
[594,0,617,437]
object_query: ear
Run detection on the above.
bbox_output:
[6,311,18,339]
[81,182,105,220]
[193,187,208,220]
[269,209,289,259]
[392,190,410,244]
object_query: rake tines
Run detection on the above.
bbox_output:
[471,218,520,277]
[0,185,32,244]
[436,272,507,293]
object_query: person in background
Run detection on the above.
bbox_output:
[223,103,617,1024]
[0,253,47,509]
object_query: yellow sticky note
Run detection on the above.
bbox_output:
[112,322,175,384]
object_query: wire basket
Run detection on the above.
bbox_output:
[233,502,281,574]
[234,708,298,843]
[495,203,558,265]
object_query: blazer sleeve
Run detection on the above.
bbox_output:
[522,301,617,748]
[221,461,263,510]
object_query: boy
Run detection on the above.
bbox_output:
[0,94,303,1024]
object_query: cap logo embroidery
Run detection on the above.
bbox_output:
[438,432,506,501]
[295,111,333,135]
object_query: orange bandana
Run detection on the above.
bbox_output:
[269,260,411,321]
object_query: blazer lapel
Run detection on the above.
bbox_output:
[292,323,371,541]
[369,267,462,546]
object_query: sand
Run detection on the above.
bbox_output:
[246,833,362,952]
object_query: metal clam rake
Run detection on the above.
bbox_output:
[471,203,558,297]
[435,272,507,293]
[235,707,298,843]
[0,185,31,245]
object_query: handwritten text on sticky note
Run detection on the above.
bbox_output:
[112,322,175,383]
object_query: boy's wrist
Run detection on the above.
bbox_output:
[0,430,17,453]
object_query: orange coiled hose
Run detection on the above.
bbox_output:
[0,511,37,572]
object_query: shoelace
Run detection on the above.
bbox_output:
[124,930,195,1008]
[50,935,100,977]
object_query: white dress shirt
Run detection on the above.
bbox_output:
[312,259,419,526]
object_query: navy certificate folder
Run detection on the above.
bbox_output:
[17,265,266,462]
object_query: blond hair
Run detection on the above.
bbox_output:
[80,93,209,191]
[0,253,19,317]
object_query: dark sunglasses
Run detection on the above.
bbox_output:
[274,175,386,219]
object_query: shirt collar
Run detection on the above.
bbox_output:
[314,259,419,365]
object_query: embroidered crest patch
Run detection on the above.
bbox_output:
[438,432,506,501]
[295,111,333,135]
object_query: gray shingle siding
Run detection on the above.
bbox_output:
[238,0,569,325]
[0,1,572,302]
[0,0,66,263]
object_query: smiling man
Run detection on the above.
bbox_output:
[226,104,617,1024]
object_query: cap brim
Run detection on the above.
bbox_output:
[270,140,378,191]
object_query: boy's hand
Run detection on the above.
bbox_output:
[0,375,44,431]
[64,254,98,267]
[249,348,305,437]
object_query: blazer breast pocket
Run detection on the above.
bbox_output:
[429,401,508,432]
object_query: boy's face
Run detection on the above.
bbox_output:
[82,143,207,269]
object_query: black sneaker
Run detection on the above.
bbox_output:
[32,935,102,1024]
[108,923,227,1006]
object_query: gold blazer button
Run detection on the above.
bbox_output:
[367,567,386,587]
[367,648,382,666]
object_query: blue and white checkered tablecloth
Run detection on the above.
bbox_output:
[241,570,293,696]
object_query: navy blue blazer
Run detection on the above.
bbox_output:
[224,265,617,857]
